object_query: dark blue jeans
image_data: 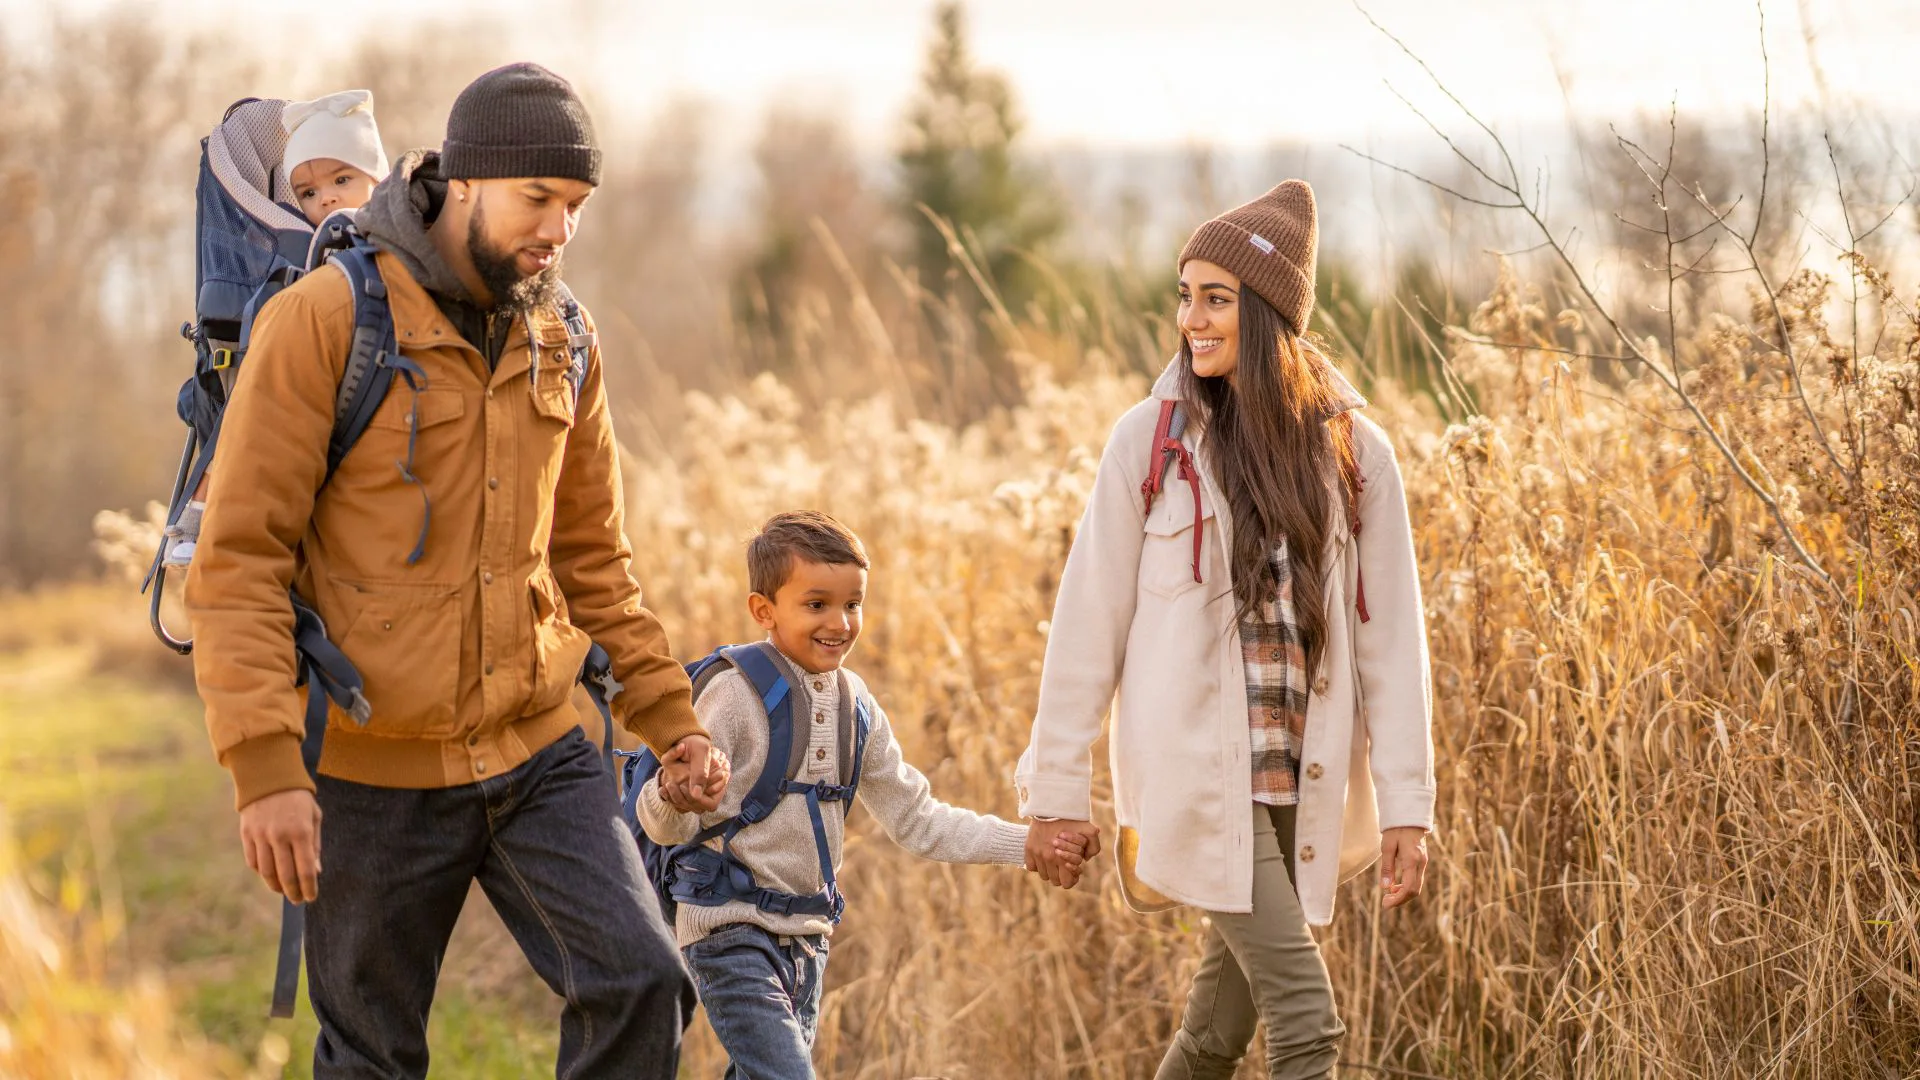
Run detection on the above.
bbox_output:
[683,924,829,1080]
[305,728,694,1079]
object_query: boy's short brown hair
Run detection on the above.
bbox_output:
[748,511,869,599]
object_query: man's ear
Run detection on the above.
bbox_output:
[747,591,777,630]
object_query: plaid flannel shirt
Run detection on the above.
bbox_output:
[1240,538,1310,805]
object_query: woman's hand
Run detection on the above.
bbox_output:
[1026,819,1101,887]
[1379,826,1429,908]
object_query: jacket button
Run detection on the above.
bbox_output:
[483,572,494,585]
[1306,763,1324,780]
[816,749,827,760]
[467,734,479,747]
[1299,845,1315,862]
[382,621,393,631]
[1017,786,1028,802]
[1312,675,1329,695]
[488,477,499,490]
[812,680,824,691]
[814,711,825,724]
[486,388,494,400]
[475,760,488,775]
[484,662,495,676]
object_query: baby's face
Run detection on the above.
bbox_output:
[289,157,377,225]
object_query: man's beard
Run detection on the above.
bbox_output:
[467,199,563,315]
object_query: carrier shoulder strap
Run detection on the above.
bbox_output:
[325,244,400,483]
[546,282,596,406]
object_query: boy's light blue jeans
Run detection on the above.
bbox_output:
[684,923,829,1079]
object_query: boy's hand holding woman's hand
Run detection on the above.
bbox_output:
[1026,818,1101,889]
[659,734,731,813]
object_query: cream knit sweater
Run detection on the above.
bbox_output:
[638,654,1028,947]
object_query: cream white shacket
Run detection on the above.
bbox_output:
[1016,361,1435,925]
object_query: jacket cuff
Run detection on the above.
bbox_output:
[1015,774,1092,821]
[223,733,315,811]
[629,688,705,756]
[1375,786,1436,833]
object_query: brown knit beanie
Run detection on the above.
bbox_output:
[1178,180,1317,334]
[442,63,601,186]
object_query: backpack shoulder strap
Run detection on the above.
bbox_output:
[718,642,799,830]
[325,244,400,482]
[550,282,596,407]
[1140,399,1182,515]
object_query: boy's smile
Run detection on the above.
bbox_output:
[749,558,866,674]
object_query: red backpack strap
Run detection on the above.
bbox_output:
[1140,399,1179,514]
[1140,400,1205,584]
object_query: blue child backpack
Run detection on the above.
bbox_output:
[618,642,873,927]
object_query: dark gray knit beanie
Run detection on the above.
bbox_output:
[441,63,601,185]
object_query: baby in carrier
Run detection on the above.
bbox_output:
[161,90,389,568]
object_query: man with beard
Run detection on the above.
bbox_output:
[186,63,723,1079]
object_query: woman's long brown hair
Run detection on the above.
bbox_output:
[1176,285,1357,677]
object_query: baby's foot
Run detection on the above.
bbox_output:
[161,501,205,569]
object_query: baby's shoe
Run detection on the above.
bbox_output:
[161,501,205,569]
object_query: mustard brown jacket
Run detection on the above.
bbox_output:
[187,225,701,809]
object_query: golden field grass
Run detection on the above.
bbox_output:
[7,254,1920,1079]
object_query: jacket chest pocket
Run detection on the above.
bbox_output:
[1140,483,1216,599]
[342,388,468,495]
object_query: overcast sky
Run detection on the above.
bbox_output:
[12,0,1912,153]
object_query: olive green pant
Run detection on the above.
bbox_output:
[1153,804,1345,1080]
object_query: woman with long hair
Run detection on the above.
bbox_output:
[1016,181,1434,1078]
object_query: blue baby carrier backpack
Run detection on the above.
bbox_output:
[617,642,873,927]
[146,98,616,1019]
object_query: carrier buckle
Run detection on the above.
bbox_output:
[211,347,237,370]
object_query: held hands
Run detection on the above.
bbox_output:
[1380,826,1430,909]
[239,788,324,904]
[659,734,731,813]
[1025,819,1101,889]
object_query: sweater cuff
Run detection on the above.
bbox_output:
[1015,774,1092,821]
[986,820,1031,866]
[1375,786,1436,833]
[628,688,705,756]
[223,732,315,811]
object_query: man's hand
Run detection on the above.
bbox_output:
[1380,826,1429,909]
[659,735,729,813]
[1025,819,1100,888]
[239,788,323,905]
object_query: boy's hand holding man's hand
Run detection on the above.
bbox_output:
[659,734,731,813]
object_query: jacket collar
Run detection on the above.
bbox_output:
[1149,355,1368,414]
[377,249,572,385]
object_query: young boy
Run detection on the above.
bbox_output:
[640,511,1085,1078]
[162,89,390,569]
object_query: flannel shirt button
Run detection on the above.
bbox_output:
[1269,648,1283,662]
[1299,845,1315,862]
[1307,763,1324,780]
[1267,707,1282,720]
